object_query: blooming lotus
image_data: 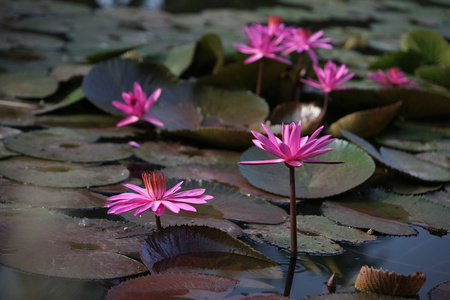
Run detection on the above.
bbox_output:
[104,171,213,217]
[233,24,291,65]
[301,60,354,93]
[239,121,343,167]
[367,67,419,89]
[282,28,332,64]
[267,15,285,37]
[112,82,164,127]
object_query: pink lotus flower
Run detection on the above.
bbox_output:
[267,15,285,37]
[301,60,354,93]
[367,67,419,89]
[104,171,213,217]
[233,24,291,65]
[239,121,343,167]
[112,82,164,127]
[282,28,332,64]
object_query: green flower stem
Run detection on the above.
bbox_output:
[289,165,297,256]
[256,58,265,96]
[155,215,162,232]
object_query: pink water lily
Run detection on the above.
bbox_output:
[239,121,343,167]
[104,171,213,217]
[282,28,332,64]
[233,24,291,65]
[112,82,164,127]
[367,67,419,89]
[301,60,354,94]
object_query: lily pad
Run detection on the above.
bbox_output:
[328,102,402,138]
[0,141,18,159]
[244,221,344,255]
[269,102,322,136]
[134,141,241,167]
[415,65,450,89]
[0,203,68,226]
[341,130,450,182]
[239,139,375,199]
[141,225,275,273]
[34,86,86,115]
[0,177,107,209]
[0,73,58,99]
[0,104,37,127]
[0,156,129,188]
[0,218,148,279]
[5,127,134,163]
[305,293,410,300]
[105,273,238,300]
[162,164,290,205]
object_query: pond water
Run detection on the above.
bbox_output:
[0,0,449,299]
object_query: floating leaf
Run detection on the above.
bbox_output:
[162,164,290,205]
[37,114,125,130]
[0,73,58,98]
[0,105,36,127]
[5,127,134,163]
[322,201,418,236]
[331,89,450,120]
[141,225,276,274]
[0,177,107,209]
[415,65,450,89]
[244,222,344,255]
[341,130,450,182]
[105,273,237,300]
[50,64,93,82]
[0,141,18,159]
[269,102,322,136]
[0,203,68,226]
[0,156,129,188]
[0,218,148,279]
[239,139,375,199]
[355,265,426,297]
[369,50,424,73]
[328,102,402,138]
[305,293,409,300]
[135,141,241,167]
[33,86,85,115]
[428,281,450,300]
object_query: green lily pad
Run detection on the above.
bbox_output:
[0,156,129,188]
[324,189,450,233]
[162,164,290,205]
[342,130,450,182]
[50,64,93,82]
[134,141,241,167]
[36,114,125,129]
[328,101,402,138]
[400,28,450,66]
[322,201,418,236]
[0,218,148,279]
[331,89,450,120]
[0,30,65,51]
[415,65,450,89]
[239,139,375,199]
[0,73,58,99]
[244,222,344,255]
[0,141,18,159]
[369,50,424,73]
[5,127,134,163]
[0,177,107,209]
[269,102,322,136]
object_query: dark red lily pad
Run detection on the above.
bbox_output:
[0,218,148,279]
[0,177,107,209]
[141,225,276,274]
[0,156,130,188]
[0,203,68,226]
[5,127,134,163]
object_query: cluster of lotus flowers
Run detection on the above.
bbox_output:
[105,16,420,253]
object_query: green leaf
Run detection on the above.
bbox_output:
[415,65,450,89]
[239,139,375,199]
[400,28,450,66]
[368,50,424,73]
[34,86,85,115]
[328,101,402,138]
[0,73,58,99]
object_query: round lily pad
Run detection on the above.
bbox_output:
[5,127,134,163]
[0,177,107,209]
[0,156,130,188]
[0,218,148,279]
[239,139,375,199]
[0,73,58,98]
[0,202,68,226]
[0,104,37,127]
